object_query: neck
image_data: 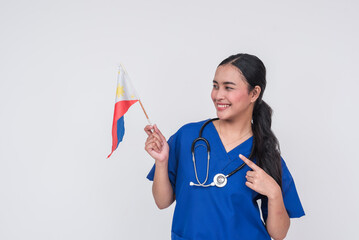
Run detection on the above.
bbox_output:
[217,113,253,140]
[218,107,253,138]
[215,116,253,152]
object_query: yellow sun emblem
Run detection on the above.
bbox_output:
[116,84,125,98]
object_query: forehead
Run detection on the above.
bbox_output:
[214,64,247,85]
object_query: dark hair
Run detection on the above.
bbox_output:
[218,53,282,189]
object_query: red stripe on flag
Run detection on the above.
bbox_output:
[107,99,139,158]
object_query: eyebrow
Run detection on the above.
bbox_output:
[213,80,237,85]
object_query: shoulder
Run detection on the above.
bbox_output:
[280,156,295,191]
[280,157,291,175]
[178,118,210,133]
[169,118,212,140]
[166,119,211,150]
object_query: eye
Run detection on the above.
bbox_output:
[225,87,233,90]
[213,85,219,89]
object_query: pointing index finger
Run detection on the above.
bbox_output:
[239,154,258,170]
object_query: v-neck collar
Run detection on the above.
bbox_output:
[209,120,253,159]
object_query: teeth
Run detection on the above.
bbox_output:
[218,104,230,108]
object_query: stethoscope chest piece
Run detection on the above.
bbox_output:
[213,173,227,187]
[189,118,253,188]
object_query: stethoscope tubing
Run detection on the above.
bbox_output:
[190,118,254,187]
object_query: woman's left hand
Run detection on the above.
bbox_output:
[239,154,281,199]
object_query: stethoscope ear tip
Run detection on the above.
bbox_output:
[189,182,194,186]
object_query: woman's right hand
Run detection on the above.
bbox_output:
[144,124,169,165]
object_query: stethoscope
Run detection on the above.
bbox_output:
[189,118,254,188]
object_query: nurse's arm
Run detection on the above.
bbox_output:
[144,124,175,209]
[239,154,290,239]
[265,191,290,240]
[152,160,175,209]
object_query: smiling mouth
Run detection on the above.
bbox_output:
[217,104,231,110]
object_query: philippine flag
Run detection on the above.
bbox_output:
[107,65,139,158]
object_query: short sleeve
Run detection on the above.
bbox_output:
[261,157,305,221]
[146,132,179,192]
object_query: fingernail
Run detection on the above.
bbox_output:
[239,154,243,157]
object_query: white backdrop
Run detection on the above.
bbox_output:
[1,0,358,239]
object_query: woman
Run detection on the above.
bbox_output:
[144,53,305,240]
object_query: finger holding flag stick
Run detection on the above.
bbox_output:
[107,63,153,158]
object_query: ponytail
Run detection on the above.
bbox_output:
[252,100,282,188]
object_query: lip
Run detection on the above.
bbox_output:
[216,103,231,111]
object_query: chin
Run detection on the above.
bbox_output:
[216,113,230,120]
[217,112,238,122]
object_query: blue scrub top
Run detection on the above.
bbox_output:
[147,119,305,240]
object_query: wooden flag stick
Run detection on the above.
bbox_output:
[138,99,152,125]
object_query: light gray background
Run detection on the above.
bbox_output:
[1,0,358,239]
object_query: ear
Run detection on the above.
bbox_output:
[250,86,261,103]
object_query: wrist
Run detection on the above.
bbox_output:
[155,159,168,168]
[267,185,282,201]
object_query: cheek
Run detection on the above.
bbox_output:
[210,90,216,101]
[232,92,245,100]
[231,92,251,104]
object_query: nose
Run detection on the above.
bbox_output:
[214,88,226,101]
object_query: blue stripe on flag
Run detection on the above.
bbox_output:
[116,116,125,148]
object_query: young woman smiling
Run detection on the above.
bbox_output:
[145,53,305,240]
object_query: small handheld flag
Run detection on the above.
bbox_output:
[107,64,139,158]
